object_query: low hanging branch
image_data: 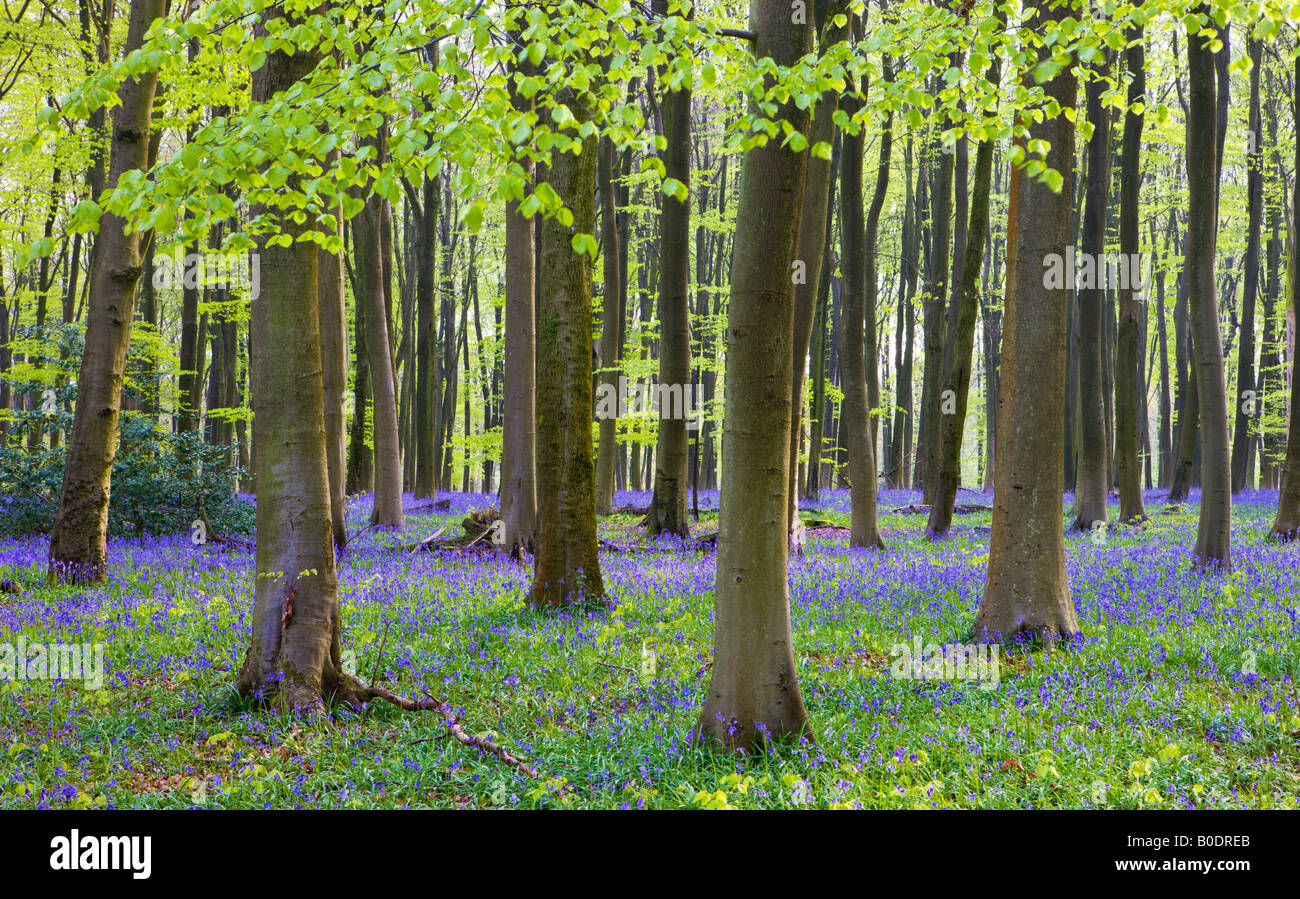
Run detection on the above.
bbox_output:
[362,684,539,779]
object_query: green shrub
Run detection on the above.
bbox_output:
[0,412,253,539]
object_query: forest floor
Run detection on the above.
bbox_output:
[1,487,1298,809]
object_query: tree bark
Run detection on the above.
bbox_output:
[838,21,884,549]
[48,0,164,584]
[594,134,622,514]
[928,46,999,537]
[530,84,605,608]
[694,1,814,753]
[500,13,538,555]
[236,9,364,711]
[1271,50,1300,539]
[1073,48,1111,531]
[1230,37,1263,494]
[357,180,404,529]
[647,6,692,539]
[1115,22,1148,522]
[1185,15,1232,568]
[973,0,1080,645]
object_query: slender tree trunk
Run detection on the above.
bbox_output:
[1186,14,1231,568]
[838,18,884,549]
[787,12,841,533]
[1115,22,1148,522]
[595,134,621,514]
[1271,51,1300,539]
[928,46,1000,536]
[647,8,692,538]
[1073,48,1111,531]
[918,126,953,503]
[357,181,404,528]
[974,0,1080,645]
[1231,37,1263,494]
[500,16,538,554]
[694,2,814,753]
[319,219,349,550]
[414,173,439,499]
[48,0,164,584]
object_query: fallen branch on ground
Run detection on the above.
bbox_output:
[362,684,539,778]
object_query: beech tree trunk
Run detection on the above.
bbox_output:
[529,84,605,608]
[1230,37,1263,495]
[839,24,883,550]
[928,45,999,537]
[973,0,1080,645]
[319,227,349,551]
[1115,23,1148,522]
[694,2,814,753]
[500,16,538,555]
[595,134,621,515]
[236,8,364,710]
[48,0,164,584]
[357,180,404,529]
[1073,49,1111,531]
[787,8,841,534]
[647,9,692,539]
[1270,51,1300,539]
[1186,16,1232,568]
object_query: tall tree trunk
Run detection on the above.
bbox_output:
[787,11,842,533]
[1271,51,1300,539]
[918,126,953,502]
[1230,37,1263,494]
[838,17,884,549]
[1186,14,1231,568]
[595,134,621,514]
[500,15,538,554]
[237,11,361,710]
[47,0,164,584]
[357,181,404,528]
[647,6,692,539]
[694,2,814,753]
[319,223,349,550]
[1115,21,1148,522]
[530,84,605,608]
[928,46,1000,537]
[1073,48,1111,531]
[414,173,439,499]
[973,0,1080,645]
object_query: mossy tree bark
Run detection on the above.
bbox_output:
[529,85,605,608]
